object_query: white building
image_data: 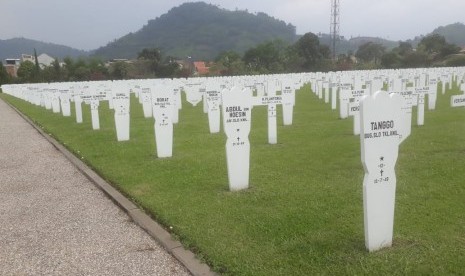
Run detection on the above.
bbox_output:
[37,53,55,68]
[21,54,34,63]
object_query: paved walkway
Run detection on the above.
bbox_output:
[0,98,191,275]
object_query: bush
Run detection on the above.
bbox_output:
[445,55,465,67]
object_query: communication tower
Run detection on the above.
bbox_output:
[330,0,340,60]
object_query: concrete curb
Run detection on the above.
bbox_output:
[4,99,216,276]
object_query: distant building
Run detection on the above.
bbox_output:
[21,54,34,63]
[3,53,58,78]
[37,53,55,68]
[104,59,133,67]
[4,59,21,77]
[111,58,131,63]
[5,59,21,66]
[21,53,56,68]
[193,61,210,75]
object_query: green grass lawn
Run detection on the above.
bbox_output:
[2,83,464,275]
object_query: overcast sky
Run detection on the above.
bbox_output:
[1,0,464,50]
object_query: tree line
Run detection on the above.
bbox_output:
[355,34,464,69]
[1,32,463,87]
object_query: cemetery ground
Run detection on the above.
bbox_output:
[1,84,464,275]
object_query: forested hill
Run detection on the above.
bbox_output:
[0,38,89,61]
[431,22,465,46]
[92,2,298,60]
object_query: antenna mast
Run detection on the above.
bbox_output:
[330,0,340,60]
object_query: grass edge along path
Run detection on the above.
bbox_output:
[1,85,464,275]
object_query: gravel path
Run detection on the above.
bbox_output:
[0,98,191,275]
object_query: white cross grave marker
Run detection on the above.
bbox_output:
[252,81,283,144]
[360,90,402,252]
[44,89,52,110]
[347,89,368,135]
[151,85,173,158]
[417,94,425,126]
[113,89,130,141]
[74,86,84,123]
[90,98,101,130]
[205,82,222,133]
[89,90,106,130]
[339,87,351,119]
[222,87,252,191]
[428,77,438,110]
[183,81,203,106]
[323,79,330,103]
[51,89,61,113]
[265,80,280,144]
[281,79,296,125]
[348,101,361,135]
[141,87,153,118]
[171,84,182,124]
[59,89,72,117]
[414,86,429,126]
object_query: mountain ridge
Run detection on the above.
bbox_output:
[1,2,464,62]
[92,2,298,60]
[0,37,89,62]
[431,22,465,46]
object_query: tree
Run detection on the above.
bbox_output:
[73,66,91,81]
[17,61,36,82]
[87,58,109,80]
[439,43,460,58]
[402,51,430,68]
[33,49,40,75]
[0,64,11,86]
[62,57,74,80]
[110,61,130,80]
[445,55,465,67]
[293,32,329,71]
[41,58,64,82]
[243,40,288,74]
[381,52,401,69]
[418,34,460,60]
[396,41,413,56]
[418,34,447,54]
[213,51,245,75]
[138,48,162,61]
[156,63,180,78]
[335,53,355,71]
[138,48,162,74]
[355,42,385,65]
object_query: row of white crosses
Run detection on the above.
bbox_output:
[1,80,131,139]
[2,79,180,157]
[176,74,301,190]
[302,66,465,252]
[1,74,301,165]
[3,67,464,253]
[307,68,464,140]
[2,67,461,189]
[136,74,302,190]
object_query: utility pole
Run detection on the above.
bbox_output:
[330,0,340,60]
